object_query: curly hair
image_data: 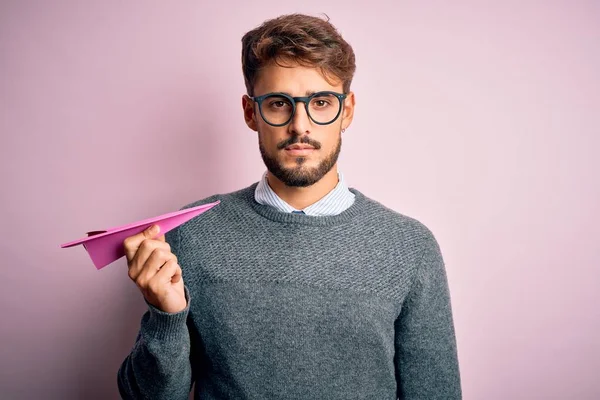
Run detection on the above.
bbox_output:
[241,13,356,96]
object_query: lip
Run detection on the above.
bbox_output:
[284,144,315,156]
[285,148,315,156]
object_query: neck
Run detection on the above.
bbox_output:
[266,166,340,210]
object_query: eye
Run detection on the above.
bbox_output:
[311,97,333,108]
[267,99,291,109]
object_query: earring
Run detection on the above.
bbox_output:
[341,128,346,133]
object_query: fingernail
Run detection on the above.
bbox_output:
[149,225,159,234]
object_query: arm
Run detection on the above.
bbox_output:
[395,230,462,399]
[117,228,194,399]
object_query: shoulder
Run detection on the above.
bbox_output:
[165,183,257,247]
[179,183,257,212]
[352,188,440,250]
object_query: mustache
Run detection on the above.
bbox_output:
[277,136,322,150]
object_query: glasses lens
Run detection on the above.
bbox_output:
[308,93,341,124]
[260,95,293,125]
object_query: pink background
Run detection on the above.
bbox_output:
[1,1,598,399]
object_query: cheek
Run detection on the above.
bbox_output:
[258,127,283,148]
[319,129,341,149]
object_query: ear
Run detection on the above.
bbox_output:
[340,91,355,131]
[242,95,258,131]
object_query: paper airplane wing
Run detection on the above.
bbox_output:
[60,200,220,269]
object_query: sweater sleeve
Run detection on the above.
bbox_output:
[394,230,462,399]
[117,227,193,400]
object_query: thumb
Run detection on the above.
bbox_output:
[146,225,165,242]
[143,224,160,239]
[124,224,161,262]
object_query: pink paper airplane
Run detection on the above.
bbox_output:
[60,201,220,269]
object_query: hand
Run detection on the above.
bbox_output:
[123,225,187,313]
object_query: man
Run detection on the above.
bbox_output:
[118,13,461,400]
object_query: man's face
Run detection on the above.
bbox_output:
[242,60,355,187]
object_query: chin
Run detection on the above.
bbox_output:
[260,139,341,188]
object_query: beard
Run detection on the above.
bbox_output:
[259,133,342,187]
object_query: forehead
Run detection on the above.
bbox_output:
[253,60,343,96]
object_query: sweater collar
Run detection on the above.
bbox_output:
[246,182,368,226]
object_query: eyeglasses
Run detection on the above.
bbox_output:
[250,91,347,127]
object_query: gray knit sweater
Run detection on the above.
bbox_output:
[117,183,462,399]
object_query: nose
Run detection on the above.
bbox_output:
[288,101,311,136]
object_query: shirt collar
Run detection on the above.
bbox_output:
[254,171,355,216]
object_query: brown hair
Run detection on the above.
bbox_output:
[241,13,356,96]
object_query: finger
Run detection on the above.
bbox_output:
[135,248,177,289]
[123,225,161,261]
[171,264,183,283]
[152,259,181,287]
[147,260,179,300]
[156,234,165,242]
[128,239,172,281]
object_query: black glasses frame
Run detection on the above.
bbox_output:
[250,91,347,127]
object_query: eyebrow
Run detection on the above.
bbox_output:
[278,90,322,97]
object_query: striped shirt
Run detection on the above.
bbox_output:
[254,171,355,216]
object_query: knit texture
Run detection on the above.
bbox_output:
[118,183,462,399]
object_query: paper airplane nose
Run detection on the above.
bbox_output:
[61,200,220,269]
